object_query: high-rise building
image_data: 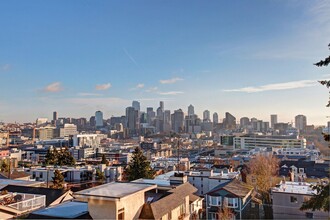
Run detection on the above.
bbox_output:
[95,111,104,128]
[171,109,184,133]
[164,110,171,132]
[185,114,201,133]
[188,104,194,116]
[160,101,164,112]
[53,111,58,122]
[213,112,219,124]
[89,116,96,127]
[203,110,210,122]
[126,107,138,135]
[295,115,307,132]
[132,101,140,112]
[224,112,236,130]
[240,117,250,128]
[146,107,155,125]
[271,114,278,129]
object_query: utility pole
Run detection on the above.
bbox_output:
[8,158,11,179]
[177,139,180,172]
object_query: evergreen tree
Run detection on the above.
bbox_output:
[300,183,329,212]
[125,147,155,181]
[95,168,105,181]
[300,43,330,212]
[57,147,75,166]
[52,169,64,189]
[45,148,57,165]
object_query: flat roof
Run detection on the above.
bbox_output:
[271,181,316,195]
[0,179,42,189]
[31,201,88,218]
[74,182,156,199]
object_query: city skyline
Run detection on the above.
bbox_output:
[0,1,329,124]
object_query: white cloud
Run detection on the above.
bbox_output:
[95,83,111,90]
[43,82,63,93]
[224,79,318,93]
[159,77,183,84]
[77,93,103,97]
[136,83,144,89]
[1,64,11,71]
[145,87,158,92]
[158,91,184,95]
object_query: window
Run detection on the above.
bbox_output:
[305,212,314,219]
[290,196,298,203]
[225,197,238,208]
[39,173,43,178]
[209,196,221,206]
[201,177,203,181]
[201,184,203,187]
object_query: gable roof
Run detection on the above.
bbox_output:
[207,179,253,198]
[1,185,70,206]
[140,182,198,219]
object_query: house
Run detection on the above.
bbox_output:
[205,179,259,219]
[139,182,203,220]
[74,182,157,219]
[271,180,328,219]
[74,179,202,220]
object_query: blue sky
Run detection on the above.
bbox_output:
[0,0,329,125]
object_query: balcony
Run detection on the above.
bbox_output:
[0,192,46,215]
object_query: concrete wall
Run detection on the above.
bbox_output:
[84,190,146,219]
[272,192,328,219]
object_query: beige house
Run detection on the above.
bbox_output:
[74,181,202,219]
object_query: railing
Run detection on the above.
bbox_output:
[7,194,46,212]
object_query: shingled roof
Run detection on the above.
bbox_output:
[207,179,253,198]
[140,182,198,219]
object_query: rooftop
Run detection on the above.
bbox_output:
[74,182,156,199]
[29,201,89,219]
[0,179,42,190]
[271,181,316,195]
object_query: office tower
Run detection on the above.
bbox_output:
[185,114,201,133]
[271,114,278,129]
[140,112,147,124]
[171,109,185,133]
[188,104,194,116]
[53,111,58,122]
[224,112,236,130]
[203,110,210,122]
[240,117,250,128]
[274,123,289,135]
[95,111,104,128]
[160,101,164,112]
[262,122,270,132]
[89,116,96,127]
[146,107,155,125]
[213,112,219,124]
[164,110,171,132]
[295,115,307,132]
[126,107,138,135]
[132,101,140,112]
